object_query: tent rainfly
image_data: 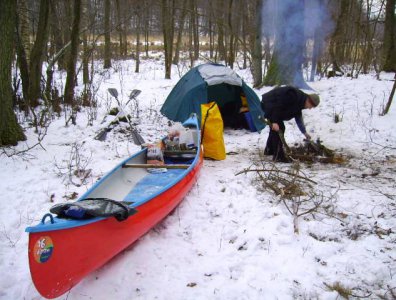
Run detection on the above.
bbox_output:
[160,64,265,132]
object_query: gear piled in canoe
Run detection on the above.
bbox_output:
[50,198,137,221]
[287,139,346,164]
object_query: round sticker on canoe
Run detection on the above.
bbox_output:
[33,236,54,263]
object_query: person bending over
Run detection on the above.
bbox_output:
[261,86,320,162]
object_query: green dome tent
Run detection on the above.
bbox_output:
[160,64,265,132]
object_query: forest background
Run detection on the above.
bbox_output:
[0,0,395,147]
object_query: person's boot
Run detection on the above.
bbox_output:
[273,151,291,163]
[264,147,273,155]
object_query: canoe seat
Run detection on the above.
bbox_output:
[123,169,185,203]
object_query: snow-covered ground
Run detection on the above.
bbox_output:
[0,59,395,300]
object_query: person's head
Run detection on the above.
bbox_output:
[304,94,320,109]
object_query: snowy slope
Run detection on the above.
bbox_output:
[0,59,395,300]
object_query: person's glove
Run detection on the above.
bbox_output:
[304,132,312,140]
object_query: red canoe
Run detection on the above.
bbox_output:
[26,115,203,298]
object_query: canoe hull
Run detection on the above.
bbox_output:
[28,154,202,299]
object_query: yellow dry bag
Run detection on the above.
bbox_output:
[201,102,226,160]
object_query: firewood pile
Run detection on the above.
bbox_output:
[287,139,346,164]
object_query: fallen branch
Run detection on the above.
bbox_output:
[239,160,339,234]
[236,167,317,185]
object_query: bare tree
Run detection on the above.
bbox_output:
[143,0,152,57]
[82,0,90,85]
[207,1,215,59]
[307,0,331,81]
[382,73,396,115]
[382,0,396,72]
[15,0,31,105]
[27,0,50,108]
[116,0,125,57]
[173,0,188,65]
[191,0,199,61]
[64,0,82,116]
[135,1,142,73]
[161,0,175,79]
[216,0,226,61]
[104,0,112,68]
[225,0,238,68]
[0,0,26,146]
[328,0,349,74]
[249,0,263,87]
[50,1,67,71]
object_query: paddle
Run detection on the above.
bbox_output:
[95,89,145,145]
[94,107,125,141]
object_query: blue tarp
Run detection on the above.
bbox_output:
[160,64,265,132]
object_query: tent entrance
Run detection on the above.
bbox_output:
[207,83,248,129]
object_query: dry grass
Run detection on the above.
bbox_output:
[324,282,353,299]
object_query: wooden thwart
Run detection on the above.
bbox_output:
[122,163,190,169]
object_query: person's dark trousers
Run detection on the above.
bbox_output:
[264,121,287,161]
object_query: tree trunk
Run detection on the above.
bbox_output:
[144,0,150,57]
[50,1,67,70]
[115,0,124,57]
[82,0,89,85]
[27,0,50,108]
[15,3,30,106]
[17,0,31,64]
[104,0,112,69]
[0,0,26,146]
[216,0,226,61]
[382,73,396,115]
[173,0,187,65]
[161,0,175,79]
[135,7,141,73]
[263,36,271,75]
[188,2,194,67]
[192,0,199,61]
[264,0,308,88]
[122,1,128,56]
[328,0,349,74]
[383,0,396,72]
[64,0,82,109]
[350,0,363,78]
[251,0,263,88]
[241,1,248,70]
[310,27,323,82]
[208,2,214,59]
[226,0,235,68]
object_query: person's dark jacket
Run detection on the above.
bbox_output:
[261,86,308,134]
